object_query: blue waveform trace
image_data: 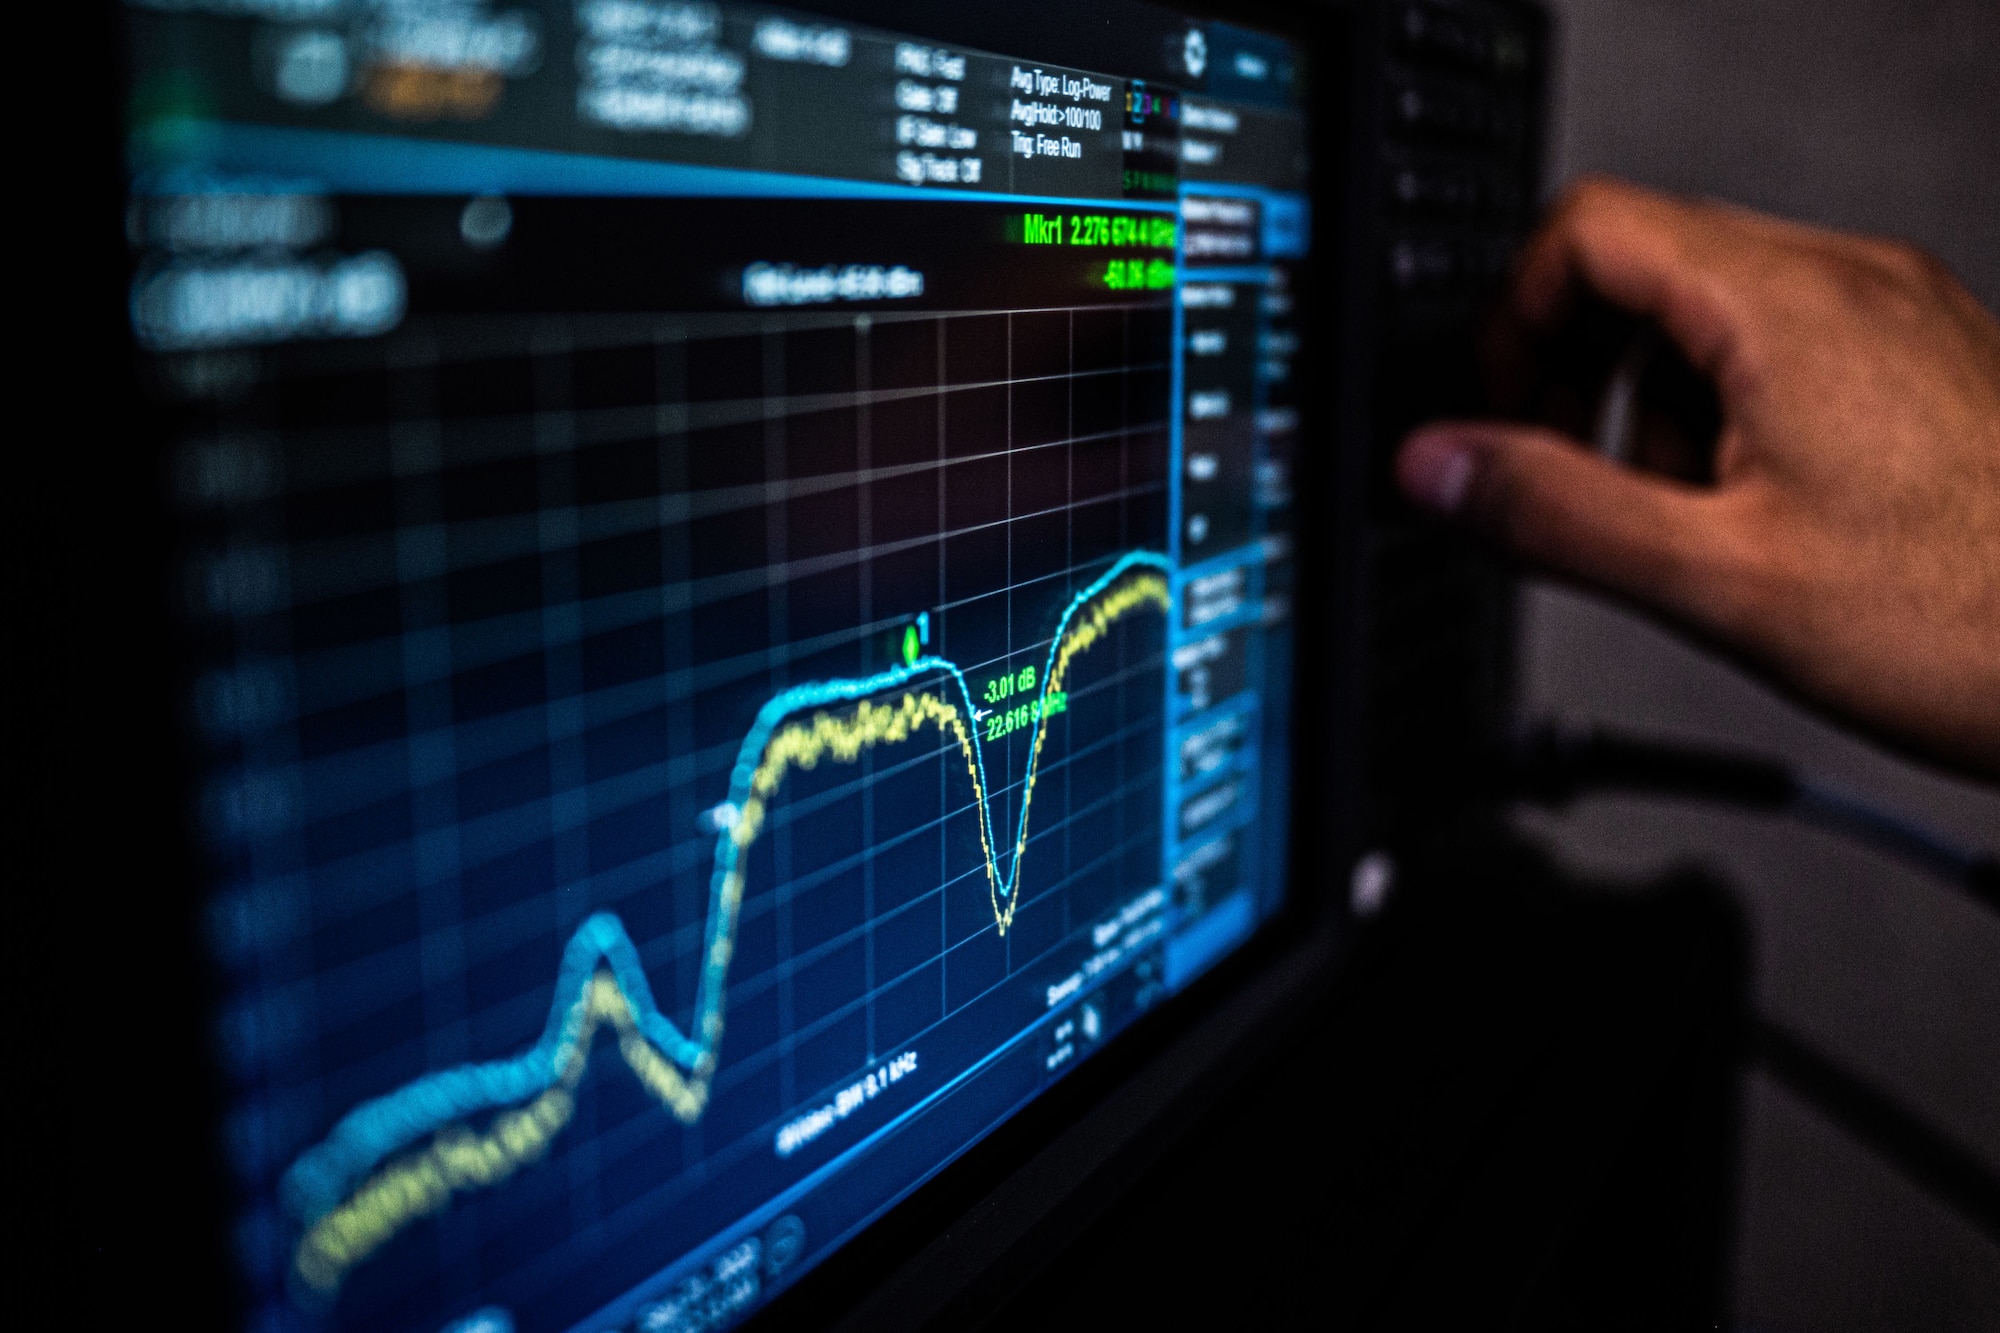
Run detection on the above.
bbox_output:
[280,550,1172,1228]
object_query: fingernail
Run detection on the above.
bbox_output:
[1398,430,1480,514]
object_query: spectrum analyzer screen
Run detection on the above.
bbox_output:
[124,3,1309,1329]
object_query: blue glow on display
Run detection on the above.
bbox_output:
[125,3,1308,1329]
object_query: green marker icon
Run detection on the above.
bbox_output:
[899,611,931,666]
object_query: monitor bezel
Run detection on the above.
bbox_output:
[40,1,1372,1327]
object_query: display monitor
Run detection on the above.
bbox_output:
[118,2,1313,1328]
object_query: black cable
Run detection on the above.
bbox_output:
[1510,722,2000,916]
[1507,721,2000,1243]
[1755,1022,2000,1244]
[1792,781,2000,912]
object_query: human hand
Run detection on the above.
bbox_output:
[1396,177,2000,773]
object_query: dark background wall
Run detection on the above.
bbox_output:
[1517,1,2000,1328]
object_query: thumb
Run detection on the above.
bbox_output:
[1396,420,1729,608]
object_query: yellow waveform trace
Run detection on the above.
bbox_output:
[295,1085,573,1293]
[294,970,703,1293]
[285,558,1170,1297]
[1009,574,1170,922]
[742,688,999,921]
[736,569,1166,935]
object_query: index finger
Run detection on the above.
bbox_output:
[1509,176,1758,387]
